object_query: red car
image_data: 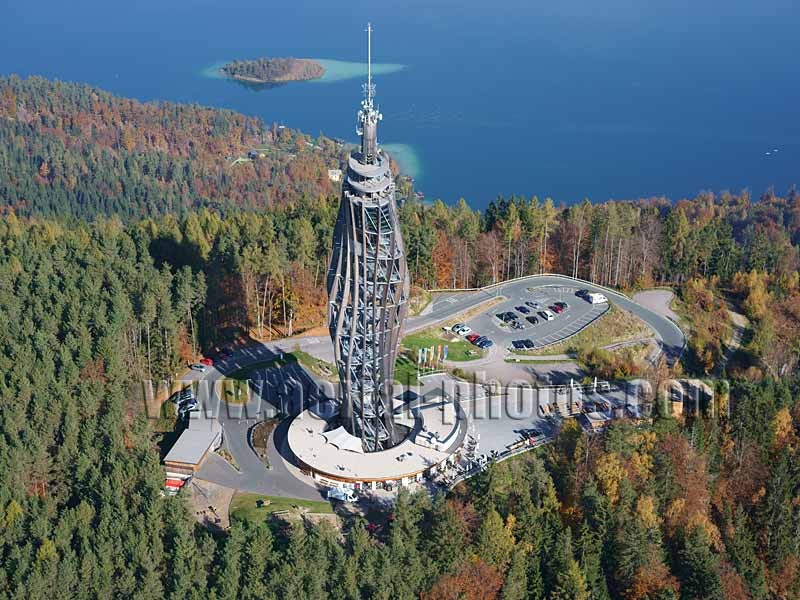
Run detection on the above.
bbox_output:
[551,304,565,314]
[199,357,213,366]
[466,333,480,343]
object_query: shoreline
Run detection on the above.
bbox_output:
[219,70,325,85]
[219,57,326,85]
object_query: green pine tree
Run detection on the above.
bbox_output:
[501,547,529,600]
[678,527,724,600]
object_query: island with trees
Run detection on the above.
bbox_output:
[220,57,325,84]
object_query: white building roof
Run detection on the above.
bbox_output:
[323,426,364,453]
[164,429,221,466]
[288,391,462,481]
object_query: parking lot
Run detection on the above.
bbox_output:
[452,285,609,351]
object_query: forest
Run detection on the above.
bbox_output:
[220,58,325,83]
[0,213,797,598]
[0,76,345,218]
[1,76,800,598]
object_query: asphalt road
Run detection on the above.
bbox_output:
[178,275,685,498]
[186,345,328,500]
[429,275,686,365]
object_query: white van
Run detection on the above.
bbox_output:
[587,293,608,304]
[539,309,555,321]
[327,487,357,503]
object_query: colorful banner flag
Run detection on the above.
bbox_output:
[443,345,449,361]
[417,348,422,365]
[430,345,435,367]
[437,345,442,363]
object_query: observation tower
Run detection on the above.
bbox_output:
[326,23,410,452]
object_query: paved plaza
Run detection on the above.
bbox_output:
[175,274,684,499]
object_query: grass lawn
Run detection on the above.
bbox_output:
[513,305,653,356]
[504,357,577,365]
[401,328,485,362]
[401,296,506,362]
[230,492,333,524]
[408,287,433,316]
[290,348,338,381]
[614,341,656,364]
[393,352,444,385]
[219,378,251,404]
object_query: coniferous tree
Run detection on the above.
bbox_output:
[500,547,528,600]
[678,528,724,600]
[476,506,515,570]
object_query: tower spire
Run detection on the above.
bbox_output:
[328,24,409,453]
[367,22,372,107]
[357,22,381,163]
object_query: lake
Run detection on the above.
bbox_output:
[2,0,798,209]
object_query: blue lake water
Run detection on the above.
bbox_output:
[2,0,799,209]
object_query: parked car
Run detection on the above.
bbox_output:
[451,323,467,334]
[522,339,535,349]
[515,305,531,314]
[327,487,357,503]
[551,304,565,314]
[458,325,472,336]
[471,335,487,346]
[179,401,199,416]
[199,357,213,366]
[539,310,555,321]
[190,363,207,372]
[510,320,525,330]
[526,315,539,325]
[478,338,493,349]
[512,340,526,350]
[467,333,481,343]
[575,289,590,299]
[527,300,543,309]
[586,292,608,304]
[555,301,568,310]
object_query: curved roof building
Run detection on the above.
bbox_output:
[327,23,410,452]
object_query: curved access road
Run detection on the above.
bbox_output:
[178,275,685,499]
[424,275,686,365]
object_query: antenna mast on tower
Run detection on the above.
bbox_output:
[357,21,381,162]
[367,22,372,105]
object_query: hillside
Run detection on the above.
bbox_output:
[0,76,344,218]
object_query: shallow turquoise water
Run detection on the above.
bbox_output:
[382,143,422,181]
[313,59,405,84]
[201,59,405,84]
[3,0,799,208]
